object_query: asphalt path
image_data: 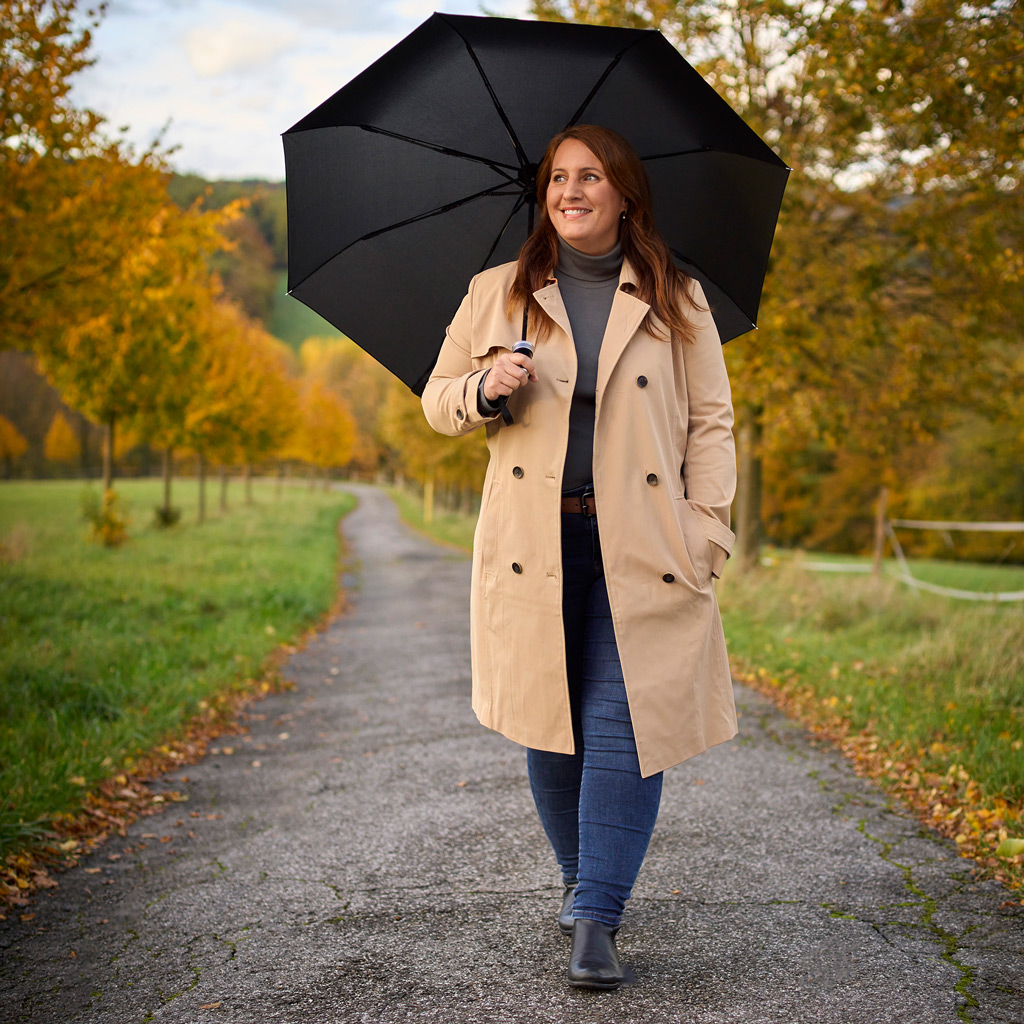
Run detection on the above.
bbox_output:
[1,483,1022,1024]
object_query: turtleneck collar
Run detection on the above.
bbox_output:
[556,236,623,284]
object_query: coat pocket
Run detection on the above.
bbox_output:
[675,495,715,588]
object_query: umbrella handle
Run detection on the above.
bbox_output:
[497,338,534,426]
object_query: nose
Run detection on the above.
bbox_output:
[563,176,583,199]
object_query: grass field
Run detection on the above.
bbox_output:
[0,479,354,854]
[717,556,1023,802]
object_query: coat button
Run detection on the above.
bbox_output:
[636,375,648,388]
[662,572,675,583]
[512,466,523,478]
[646,473,658,485]
[512,562,523,574]
[456,408,464,420]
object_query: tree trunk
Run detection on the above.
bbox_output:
[102,415,115,492]
[276,462,285,499]
[734,411,763,571]
[219,466,229,512]
[197,451,206,524]
[307,465,316,491]
[162,446,173,513]
[78,416,90,478]
[243,463,252,504]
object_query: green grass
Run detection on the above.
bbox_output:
[0,479,354,852]
[718,555,1024,804]
[388,486,478,553]
[385,501,1023,805]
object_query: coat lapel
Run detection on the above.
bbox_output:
[532,279,573,343]
[597,260,651,393]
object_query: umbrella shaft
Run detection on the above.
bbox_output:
[521,197,535,341]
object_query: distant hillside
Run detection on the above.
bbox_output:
[270,269,343,350]
[169,174,286,327]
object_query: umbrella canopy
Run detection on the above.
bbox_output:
[283,13,789,395]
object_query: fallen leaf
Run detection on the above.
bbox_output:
[996,838,1024,859]
[84,868,102,875]
[200,1002,222,1010]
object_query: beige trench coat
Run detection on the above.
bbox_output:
[421,258,737,776]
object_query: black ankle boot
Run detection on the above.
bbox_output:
[558,883,577,936]
[567,919,624,990]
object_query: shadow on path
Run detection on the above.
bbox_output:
[1,484,1021,1023]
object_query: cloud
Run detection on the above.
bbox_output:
[185,16,298,78]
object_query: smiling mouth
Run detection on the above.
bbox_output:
[560,208,591,218]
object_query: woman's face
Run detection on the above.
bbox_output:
[545,138,627,256]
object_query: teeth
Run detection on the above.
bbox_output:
[562,208,589,215]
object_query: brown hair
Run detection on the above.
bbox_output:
[506,124,701,343]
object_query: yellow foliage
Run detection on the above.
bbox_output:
[184,301,300,465]
[43,410,80,463]
[0,415,28,462]
[81,488,129,547]
[287,378,356,470]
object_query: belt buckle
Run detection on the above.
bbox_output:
[580,489,596,517]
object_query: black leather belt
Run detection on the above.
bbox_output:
[561,492,597,516]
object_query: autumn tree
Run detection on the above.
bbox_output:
[298,337,393,474]
[179,300,301,517]
[1,0,171,357]
[43,409,80,466]
[35,195,242,491]
[0,414,28,477]
[380,378,488,520]
[532,0,1023,560]
[288,377,356,490]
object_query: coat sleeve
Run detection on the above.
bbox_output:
[421,276,501,436]
[681,280,737,578]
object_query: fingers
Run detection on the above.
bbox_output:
[483,352,538,402]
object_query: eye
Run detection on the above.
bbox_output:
[583,173,600,181]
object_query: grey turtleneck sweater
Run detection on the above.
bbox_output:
[477,238,623,491]
[555,237,623,490]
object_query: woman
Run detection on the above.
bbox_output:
[421,125,737,990]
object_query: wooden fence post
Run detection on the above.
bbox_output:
[873,486,888,578]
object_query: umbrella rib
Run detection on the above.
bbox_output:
[442,15,531,171]
[358,183,523,243]
[358,124,519,181]
[288,183,524,295]
[643,146,786,167]
[566,35,648,128]
[477,193,529,275]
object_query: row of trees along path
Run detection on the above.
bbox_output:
[0,0,356,516]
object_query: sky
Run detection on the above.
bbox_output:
[72,0,532,182]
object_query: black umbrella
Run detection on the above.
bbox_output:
[283,13,789,395]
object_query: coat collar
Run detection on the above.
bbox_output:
[532,258,652,392]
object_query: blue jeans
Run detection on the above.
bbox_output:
[527,489,664,928]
